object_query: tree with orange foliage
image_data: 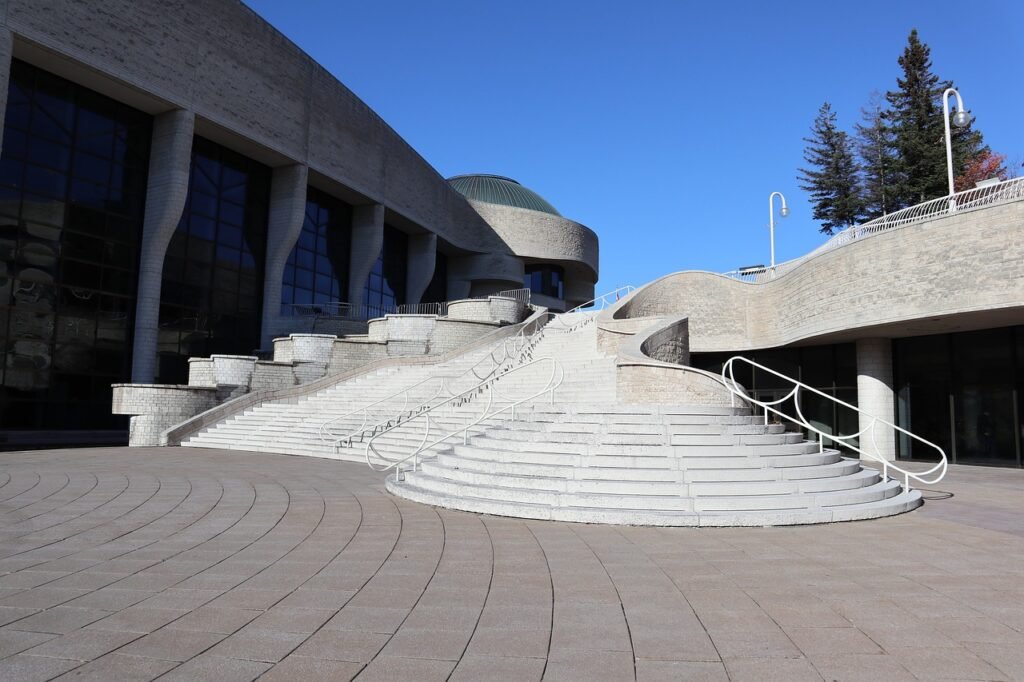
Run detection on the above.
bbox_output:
[954,150,1008,192]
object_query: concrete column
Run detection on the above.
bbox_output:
[130,110,195,383]
[0,28,13,157]
[259,164,308,348]
[348,203,384,307]
[856,337,896,461]
[405,232,436,305]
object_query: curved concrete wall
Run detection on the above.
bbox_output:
[613,201,1024,352]
[466,200,599,279]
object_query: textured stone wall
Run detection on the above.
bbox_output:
[612,202,1024,351]
[251,362,296,392]
[112,383,223,446]
[466,200,599,280]
[187,359,215,387]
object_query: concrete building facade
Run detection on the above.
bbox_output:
[0,0,597,446]
[603,194,1024,468]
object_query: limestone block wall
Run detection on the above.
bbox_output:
[112,384,224,446]
[251,362,296,392]
[609,201,1024,352]
[187,358,215,387]
[447,296,524,324]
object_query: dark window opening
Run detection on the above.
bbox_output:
[281,187,352,312]
[523,264,564,299]
[0,59,151,434]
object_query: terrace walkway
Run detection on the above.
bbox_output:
[0,447,1022,681]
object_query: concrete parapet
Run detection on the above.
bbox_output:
[447,296,524,324]
[615,315,732,406]
[251,362,297,392]
[112,383,225,446]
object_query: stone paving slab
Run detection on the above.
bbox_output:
[0,446,1022,680]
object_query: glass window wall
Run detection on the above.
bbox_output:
[157,137,268,383]
[0,60,150,433]
[281,187,352,312]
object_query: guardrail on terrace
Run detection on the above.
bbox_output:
[282,288,532,321]
[725,176,1024,283]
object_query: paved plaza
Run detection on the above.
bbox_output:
[0,448,1021,681]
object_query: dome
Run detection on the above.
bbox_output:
[448,174,561,217]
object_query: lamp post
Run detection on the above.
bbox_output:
[768,191,789,269]
[942,87,972,197]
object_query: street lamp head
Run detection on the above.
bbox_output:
[779,206,790,218]
[952,109,972,128]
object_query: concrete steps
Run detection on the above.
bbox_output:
[184,312,923,526]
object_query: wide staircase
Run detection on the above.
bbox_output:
[184,310,923,526]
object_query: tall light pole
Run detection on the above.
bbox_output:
[768,191,789,269]
[942,87,972,197]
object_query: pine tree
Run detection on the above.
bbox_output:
[884,29,950,207]
[855,92,898,219]
[797,102,864,235]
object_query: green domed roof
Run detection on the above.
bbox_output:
[448,174,561,217]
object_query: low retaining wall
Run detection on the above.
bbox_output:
[615,314,735,406]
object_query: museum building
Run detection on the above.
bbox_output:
[0,0,598,446]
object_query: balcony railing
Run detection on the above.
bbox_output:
[725,176,1024,283]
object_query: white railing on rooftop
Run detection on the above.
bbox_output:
[721,356,947,489]
[725,176,1024,283]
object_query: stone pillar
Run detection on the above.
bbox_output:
[0,29,13,157]
[348,203,384,308]
[405,232,436,305]
[259,164,308,348]
[130,110,195,383]
[856,337,896,462]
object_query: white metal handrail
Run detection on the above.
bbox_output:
[364,356,564,474]
[725,176,1024,283]
[721,356,947,489]
[318,327,527,447]
[359,285,636,474]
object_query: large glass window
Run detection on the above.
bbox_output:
[363,224,406,317]
[281,187,352,311]
[523,264,564,299]
[0,60,150,434]
[895,328,1022,466]
[157,137,269,383]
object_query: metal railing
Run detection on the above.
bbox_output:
[721,356,947,489]
[358,285,636,475]
[364,357,564,474]
[283,289,533,322]
[281,301,397,321]
[725,176,1024,283]
[396,301,449,316]
[318,326,528,449]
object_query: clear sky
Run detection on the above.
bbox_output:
[244,0,1022,293]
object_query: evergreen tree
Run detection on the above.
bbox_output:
[855,92,898,219]
[884,29,949,206]
[797,102,864,235]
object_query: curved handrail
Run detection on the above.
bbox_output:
[364,356,564,473]
[358,285,634,474]
[318,327,527,446]
[721,356,947,489]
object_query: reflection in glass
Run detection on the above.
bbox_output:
[0,59,150,433]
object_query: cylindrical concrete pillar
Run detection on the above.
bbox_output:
[405,232,437,305]
[856,337,896,462]
[348,204,385,308]
[130,109,195,383]
[260,164,308,348]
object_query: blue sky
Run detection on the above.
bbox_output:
[245,0,1022,293]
